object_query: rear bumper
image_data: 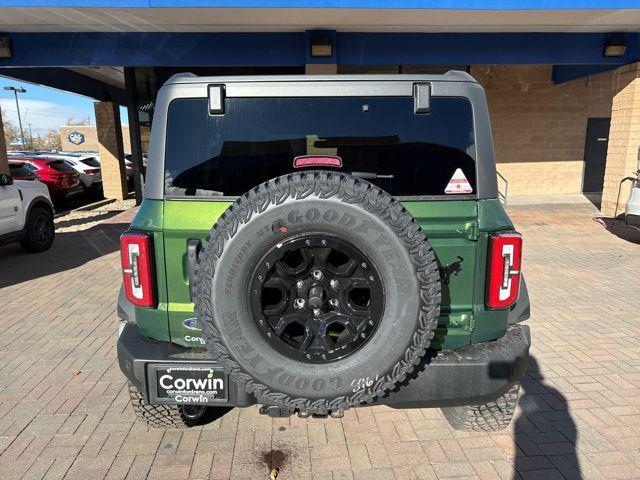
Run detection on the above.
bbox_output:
[381,323,530,408]
[49,184,84,197]
[66,184,85,197]
[117,323,256,406]
[117,320,530,409]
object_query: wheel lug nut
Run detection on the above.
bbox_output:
[312,269,323,281]
[330,279,339,289]
[329,298,339,308]
[361,262,367,269]
[294,298,306,309]
[313,308,322,317]
[296,280,305,290]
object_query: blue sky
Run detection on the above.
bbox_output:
[0,76,127,137]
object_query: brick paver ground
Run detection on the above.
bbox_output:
[1,201,639,480]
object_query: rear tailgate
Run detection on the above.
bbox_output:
[162,199,485,350]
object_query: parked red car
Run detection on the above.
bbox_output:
[8,157,83,202]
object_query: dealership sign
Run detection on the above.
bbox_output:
[67,131,85,145]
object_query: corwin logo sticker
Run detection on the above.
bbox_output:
[67,131,85,146]
[183,317,200,331]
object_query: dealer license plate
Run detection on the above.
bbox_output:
[153,365,228,404]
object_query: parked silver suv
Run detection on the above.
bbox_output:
[625,170,640,230]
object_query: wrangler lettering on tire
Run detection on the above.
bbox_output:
[194,171,441,415]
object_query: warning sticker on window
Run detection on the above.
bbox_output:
[445,168,473,194]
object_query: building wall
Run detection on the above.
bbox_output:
[59,125,150,154]
[471,65,616,196]
[601,63,640,216]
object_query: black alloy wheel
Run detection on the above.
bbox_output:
[249,234,384,363]
[33,213,53,246]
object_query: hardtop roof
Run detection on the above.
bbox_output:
[164,70,477,86]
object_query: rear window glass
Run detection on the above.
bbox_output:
[47,160,75,173]
[164,96,476,197]
[80,157,100,168]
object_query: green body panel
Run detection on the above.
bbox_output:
[163,201,232,347]
[470,199,515,344]
[129,197,513,350]
[129,200,171,341]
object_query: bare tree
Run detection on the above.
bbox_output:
[31,129,62,151]
[65,116,91,126]
[44,129,62,151]
[2,115,19,150]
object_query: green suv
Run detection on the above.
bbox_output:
[117,72,531,430]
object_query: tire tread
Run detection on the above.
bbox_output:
[128,383,196,429]
[441,384,520,432]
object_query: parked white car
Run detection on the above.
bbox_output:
[0,172,55,252]
[625,171,640,230]
[44,153,102,192]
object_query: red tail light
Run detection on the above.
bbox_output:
[85,168,100,174]
[120,232,156,307]
[486,232,523,309]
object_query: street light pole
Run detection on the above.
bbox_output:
[3,86,26,149]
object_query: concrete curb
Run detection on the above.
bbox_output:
[54,198,115,218]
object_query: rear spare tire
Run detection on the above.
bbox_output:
[194,171,441,415]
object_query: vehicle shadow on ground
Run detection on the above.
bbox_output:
[0,221,128,289]
[595,216,640,244]
[512,356,582,480]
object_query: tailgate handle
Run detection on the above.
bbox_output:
[187,239,201,301]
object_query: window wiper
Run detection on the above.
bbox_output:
[349,171,394,180]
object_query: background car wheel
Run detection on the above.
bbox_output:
[21,206,55,253]
[441,383,520,431]
[194,171,441,415]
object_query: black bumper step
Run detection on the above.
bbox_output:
[117,322,530,409]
